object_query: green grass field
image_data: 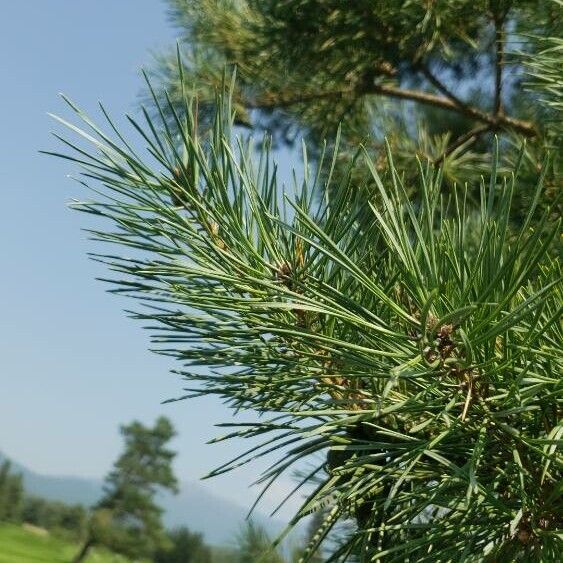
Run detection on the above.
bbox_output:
[0,523,130,563]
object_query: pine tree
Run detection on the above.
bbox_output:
[72,417,178,562]
[236,522,286,563]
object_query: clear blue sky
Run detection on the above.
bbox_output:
[0,0,298,517]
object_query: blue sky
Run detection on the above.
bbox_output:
[0,1,299,517]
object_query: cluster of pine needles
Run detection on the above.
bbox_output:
[47,70,562,561]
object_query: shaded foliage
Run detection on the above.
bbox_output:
[22,496,87,539]
[0,459,87,540]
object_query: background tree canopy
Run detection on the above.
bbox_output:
[153,0,561,207]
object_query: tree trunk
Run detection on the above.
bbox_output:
[72,537,94,563]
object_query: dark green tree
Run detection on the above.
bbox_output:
[0,460,24,523]
[154,527,213,563]
[72,417,178,563]
[21,496,48,526]
[22,496,87,538]
[55,503,88,538]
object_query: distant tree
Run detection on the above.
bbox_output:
[55,503,88,538]
[21,496,47,526]
[211,545,240,563]
[0,460,24,522]
[22,496,87,537]
[236,522,286,563]
[154,527,213,563]
[72,417,178,563]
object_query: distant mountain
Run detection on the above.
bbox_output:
[0,451,285,545]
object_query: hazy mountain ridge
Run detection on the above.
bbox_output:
[0,451,283,545]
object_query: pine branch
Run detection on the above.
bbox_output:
[50,71,562,563]
[245,81,537,137]
[367,83,536,136]
[246,89,353,109]
[418,64,477,117]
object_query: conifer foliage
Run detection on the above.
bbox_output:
[50,66,561,559]
[154,0,561,195]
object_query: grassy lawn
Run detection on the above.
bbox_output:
[0,523,130,563]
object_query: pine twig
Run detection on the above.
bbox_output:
[245,81,537,137]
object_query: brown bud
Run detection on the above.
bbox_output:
[538,517,550,529]
[274,261,293,287]
[438,324,454,339]
[517,528,531,544]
